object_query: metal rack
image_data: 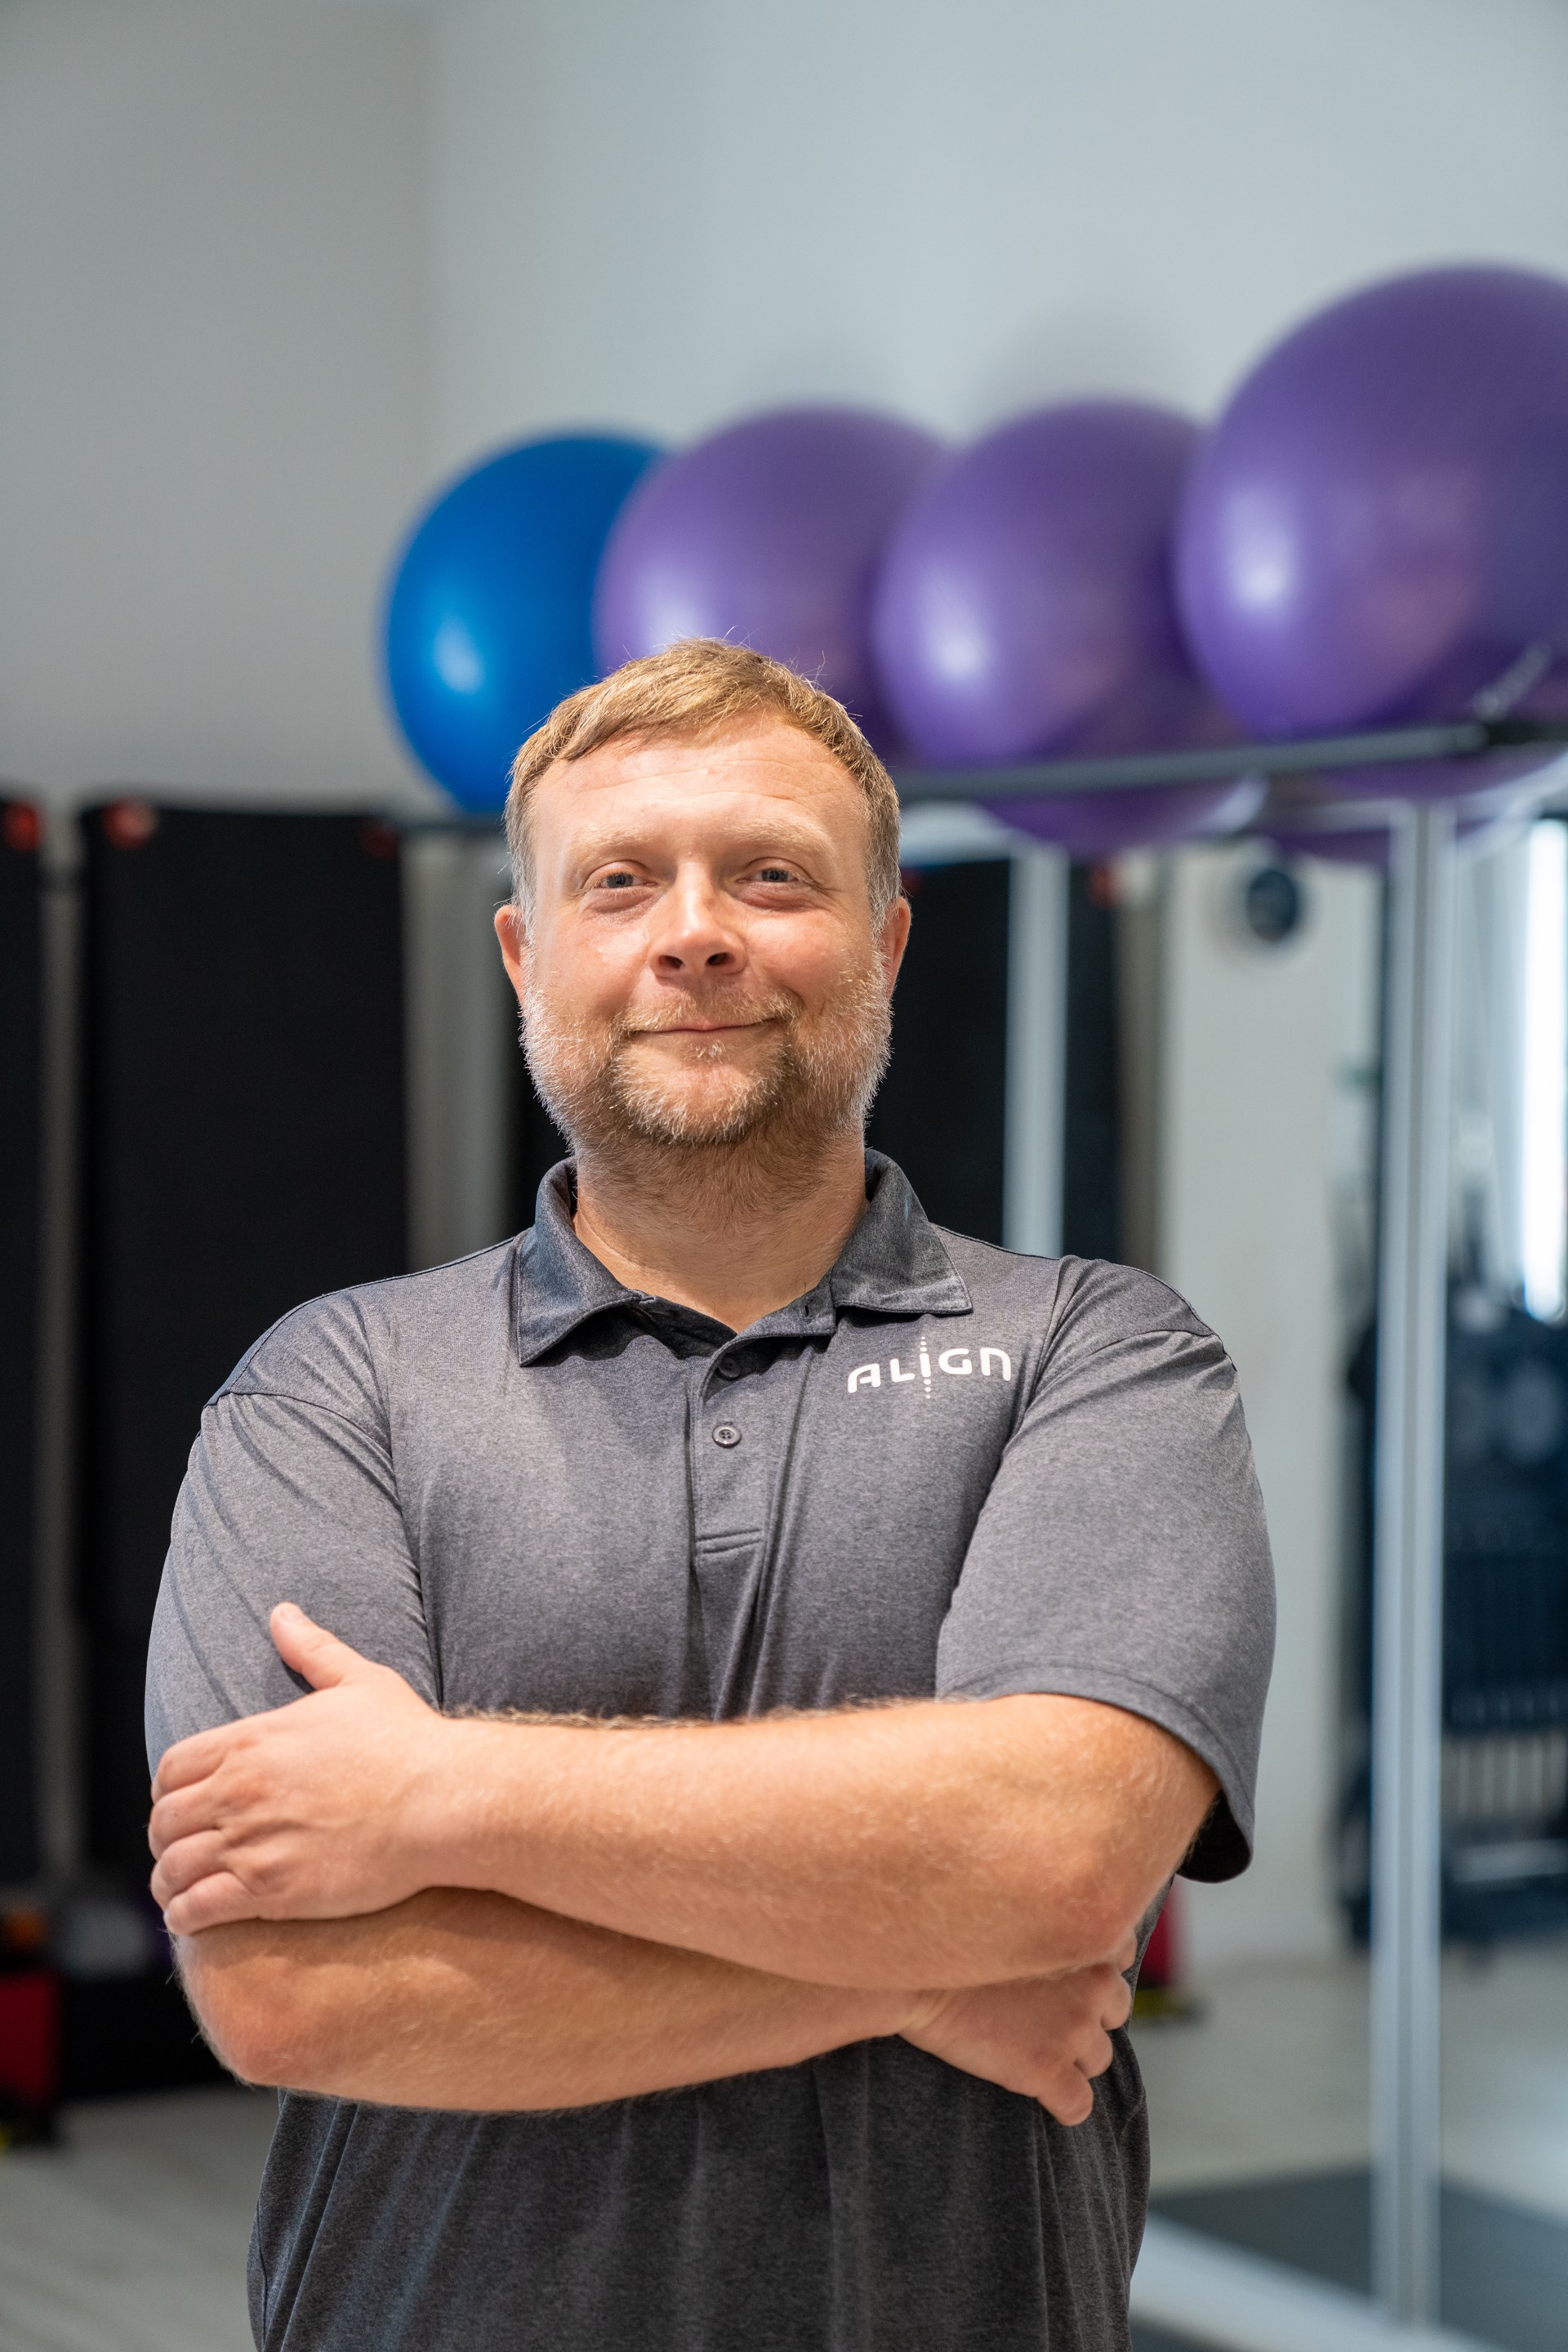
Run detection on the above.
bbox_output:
[896,717,1568,2340]
[893,711,1568,801]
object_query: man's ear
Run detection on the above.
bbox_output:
[880,892,912,993]
[494,903,530,1005]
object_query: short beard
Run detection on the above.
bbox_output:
[522,964,891,1212]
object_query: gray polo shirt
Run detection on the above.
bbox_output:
[146,1153,1273,2352]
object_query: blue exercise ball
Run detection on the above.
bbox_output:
[384,434,661,810]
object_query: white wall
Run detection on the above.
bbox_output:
[14,0,1568,801]
[428,0,1568,465]
[0,0,436,808]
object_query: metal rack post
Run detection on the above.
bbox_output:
[1370,800,1456,2326]
[1004,847,1069,1257]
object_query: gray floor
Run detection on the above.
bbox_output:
[1149,2168,1568,2352]
[0,2085,274,2352]
[1131,1938,1568,2221]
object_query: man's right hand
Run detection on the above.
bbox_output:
[901,1945,1136,2125]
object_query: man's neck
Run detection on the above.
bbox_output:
[570,1130,871,1332]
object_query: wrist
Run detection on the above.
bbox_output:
[408,1717,530,1894]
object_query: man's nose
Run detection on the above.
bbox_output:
[649,875,746,977]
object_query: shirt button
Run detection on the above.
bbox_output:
[712,1423,742,1448]
[715,1358,742,1381]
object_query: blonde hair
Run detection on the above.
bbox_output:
[505,638,902,920]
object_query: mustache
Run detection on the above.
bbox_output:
[522,960,892,1176]
[611,990,802,1039]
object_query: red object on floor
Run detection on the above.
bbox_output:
[1140,1886,1182,1991]
[0,1967,63,2111]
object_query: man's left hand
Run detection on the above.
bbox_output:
[149,1605,454,1935]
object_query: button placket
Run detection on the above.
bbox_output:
[690,1354,766,1525]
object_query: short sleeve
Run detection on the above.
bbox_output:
[935,1258,1276,1880]
[145,1294,437,1774]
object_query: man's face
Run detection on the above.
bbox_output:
[494,720,910,1160]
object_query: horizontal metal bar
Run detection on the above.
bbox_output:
[398,811,508,836]
[894,715,1568,802]
[390,715,1568,834]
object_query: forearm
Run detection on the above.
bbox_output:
[150,1629,1218,1990]
[180,1887,914,2110]
[427,1695,1215,1989]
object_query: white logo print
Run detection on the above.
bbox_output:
[847,1344,1012,1394]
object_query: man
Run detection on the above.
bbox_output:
[145,637,1273,2352]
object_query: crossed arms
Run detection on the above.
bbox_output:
[150,1606,1217,2125]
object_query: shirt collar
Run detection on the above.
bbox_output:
[512,1151,971,1366]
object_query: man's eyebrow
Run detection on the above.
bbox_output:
[567,822,833,873]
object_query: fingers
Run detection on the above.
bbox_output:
[1037,2066,1096,2127]
[162,1870,265,1937]
[151,1725,233,1802]
[1037,2037,1114,2127]
[269,1602,372,1689]
[152,1611,379,1802]
[151,1830,234,1907]
[1037,1971,1122,2125]
[147,1775,228,1860]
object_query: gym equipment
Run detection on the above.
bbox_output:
[1262,777,1534,867]
[0,801,41,1887]
[385,434,660,811]
[1058,864,1124,1259]
[1343,1297,1568,1945]
[862,856,1117,1257]
[1018,786,1257,858]
[1178,265,1568,799]
[0,1914,58,2145]
[871,400,1252,853]
[78,806,407,1872]
[593,406,942,748]
[1263,812,1526,870]
[866,860,1009,1241]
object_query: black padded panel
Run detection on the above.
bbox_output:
[0,800,42,1885]
[869,860,1010,1244]
[1061,863,1123,1263]
[79,804,407,1869]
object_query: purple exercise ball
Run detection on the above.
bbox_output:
[592,406,942,746]
[871,399,1248,855]
[1178,265,1568,799]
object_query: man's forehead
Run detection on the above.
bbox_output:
[531,724,866,847]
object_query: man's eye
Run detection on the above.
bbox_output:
[596,870,641,891]
[754,865,798,884]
